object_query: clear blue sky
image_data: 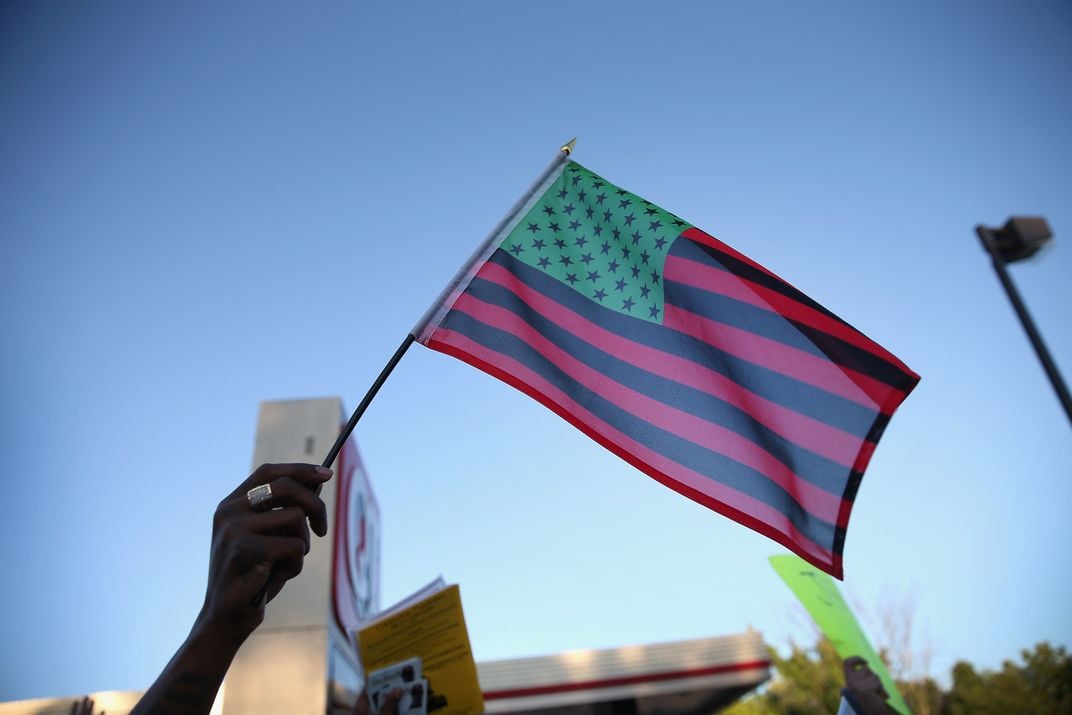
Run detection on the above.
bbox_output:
[2,0,1070,703]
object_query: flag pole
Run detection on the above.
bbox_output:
[409,139,575,342]
[250,140,575,606]
[321,139,577,469]
[320,333,416,469]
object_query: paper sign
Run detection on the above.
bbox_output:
[770,555,910,715]
[357,584,483,715]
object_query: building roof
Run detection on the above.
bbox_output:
[478,630,770,714]
[1,633,770,715]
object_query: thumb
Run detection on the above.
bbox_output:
[379,688,403,715]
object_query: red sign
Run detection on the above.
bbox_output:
[332,434,381,634]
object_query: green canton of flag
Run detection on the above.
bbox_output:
[501,162,692,323]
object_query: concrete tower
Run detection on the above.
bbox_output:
[221,398,381,715]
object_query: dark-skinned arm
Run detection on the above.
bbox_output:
[842,656,899,715]
[130,463,332,715]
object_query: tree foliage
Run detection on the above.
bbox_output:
[944,642,1072,715]
[722,641,1071,715]
[722,639,843,715]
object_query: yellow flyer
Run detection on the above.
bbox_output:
[357,582,484,715]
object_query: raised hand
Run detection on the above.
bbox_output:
[198,463,332,643]
[130,463,333,715]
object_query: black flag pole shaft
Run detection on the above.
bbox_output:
[321,332,416,469]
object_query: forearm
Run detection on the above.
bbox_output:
[131,618,245,715]
[130,464,331,715]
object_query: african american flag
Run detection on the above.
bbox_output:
[416,160,918,577]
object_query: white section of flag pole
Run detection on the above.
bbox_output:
[321,141,576,472]
[411,142,574,342]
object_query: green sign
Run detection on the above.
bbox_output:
[769,555,910,714]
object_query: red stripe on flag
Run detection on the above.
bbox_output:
[683,227,789,284]
[427,330,840,575]
[450,293,849,526]
[479,260,867,468]
[664,254,912,371]
[662,304,904,413]
[852,438,877,475]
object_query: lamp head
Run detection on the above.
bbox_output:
[978,217,1054,263]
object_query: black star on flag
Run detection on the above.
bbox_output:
[498,163,685,323]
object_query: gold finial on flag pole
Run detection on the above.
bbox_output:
[561,138,577,156]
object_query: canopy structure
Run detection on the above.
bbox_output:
[479,631,770,714]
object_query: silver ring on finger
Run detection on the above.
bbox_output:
[246,483,274,511]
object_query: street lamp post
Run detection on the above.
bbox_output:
[976,216,1072,427]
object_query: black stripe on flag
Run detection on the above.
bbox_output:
[668,237,916,391]
[678,231,851,328]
